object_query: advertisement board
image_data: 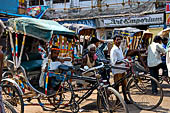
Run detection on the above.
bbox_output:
[166,0,170,25]
[97,13,164,27]
[0,0,19,13]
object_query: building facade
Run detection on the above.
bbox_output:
[42,0,166,39]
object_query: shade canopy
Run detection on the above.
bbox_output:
[8,17,76,42]
[63,23,95,35]
[113,27,144,37]
[157,28,170,38]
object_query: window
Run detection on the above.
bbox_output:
[53,0,69,3]
[29,0,44,6]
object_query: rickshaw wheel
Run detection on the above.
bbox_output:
[1,84,24,113]
[37,92,62,111]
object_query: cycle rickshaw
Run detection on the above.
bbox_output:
[113,27,153,69]
[63,23,96,57]
[1,17,77,113]
[2,18,129,113]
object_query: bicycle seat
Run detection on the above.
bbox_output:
[58,64,74,71]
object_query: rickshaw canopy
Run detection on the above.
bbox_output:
[142,31,153,38]
[157,27,170,38]
[113,27,143,37]
[7,17,75,42]
[63,23,95,35]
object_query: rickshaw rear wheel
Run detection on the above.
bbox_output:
[1,84,24,113]
[37,92,62,111]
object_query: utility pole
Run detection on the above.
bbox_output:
[91,0,93,9]
[97,0,102,12]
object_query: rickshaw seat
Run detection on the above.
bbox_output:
[7,53,43,72]
[21,60,43,72]
[58,64,74,72]
[7,53,42,61]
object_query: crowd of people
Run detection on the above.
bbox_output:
[37,33,170,105]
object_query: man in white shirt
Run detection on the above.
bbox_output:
[147,36,166,95]
[110,35,131,104]
[39,46,72,88]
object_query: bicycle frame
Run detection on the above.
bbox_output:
[69,69,109,108]
[111,62,138,88]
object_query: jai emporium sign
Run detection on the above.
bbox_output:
[98,13,164,27]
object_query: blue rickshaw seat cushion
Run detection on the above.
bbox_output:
[21,60,43,72]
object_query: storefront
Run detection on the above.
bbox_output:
[56,19,96,28]
[96,13,164,39]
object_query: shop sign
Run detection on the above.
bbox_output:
[57,19,96,27]
[98,13,164,27]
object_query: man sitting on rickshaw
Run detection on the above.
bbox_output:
[39,45,72,91]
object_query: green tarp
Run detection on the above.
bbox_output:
[8,17,75,42]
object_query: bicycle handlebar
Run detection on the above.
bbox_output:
[81,62,104,75]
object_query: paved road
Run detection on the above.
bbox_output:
[24,82,170,113]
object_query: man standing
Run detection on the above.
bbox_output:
[91,38,110,81]
[110,35,131,104]
[91,37,107,61]
[147,36,166,95]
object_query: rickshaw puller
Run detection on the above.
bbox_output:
[39,45,72,91]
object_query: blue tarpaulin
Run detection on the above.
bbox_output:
[0,0,19,13]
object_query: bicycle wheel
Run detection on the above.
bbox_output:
[127,74,163,110]
[37,91,62,111]
[37,81,72,111]
[3,100,17,113]
[97,87,129,113]
[1,84,24,113]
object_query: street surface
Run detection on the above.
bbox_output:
[24,82,170,113]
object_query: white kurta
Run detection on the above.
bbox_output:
[110,45,126,74]
[147,42,165,67]
[39,57,72,87]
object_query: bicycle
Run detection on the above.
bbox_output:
[109,58,164,110]
[3,100,17,113]
[1,83,24,113]
[60,62,129,113]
